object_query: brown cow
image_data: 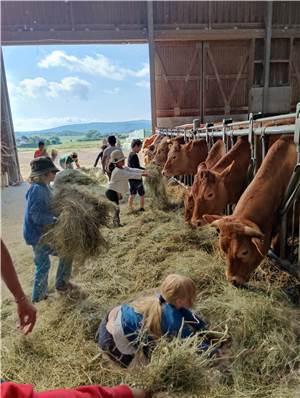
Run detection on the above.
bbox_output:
[184,140,225,224]
[142,134,158,151]
[143,134,165,165]
[162,139,208,177]
[153,136,185,168]
[191,137,250,227]
[203,136,297,286]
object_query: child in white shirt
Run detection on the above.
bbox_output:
[106,150,149,227]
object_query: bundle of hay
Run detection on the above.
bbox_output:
[41,169,111,262]
[144,164,179,211]
[79,167,108,185]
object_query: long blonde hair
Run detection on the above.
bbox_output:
[132,274,197,338]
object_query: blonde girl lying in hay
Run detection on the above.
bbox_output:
[98,274,218,368]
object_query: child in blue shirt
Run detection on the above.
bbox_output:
[98,274,215,368]
[24,157,77,302]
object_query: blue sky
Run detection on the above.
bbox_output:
[3,44,150,131]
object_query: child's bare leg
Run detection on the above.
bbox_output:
[128,195,135,210]
[140,195,145,210]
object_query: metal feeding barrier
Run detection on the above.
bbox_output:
[156,103,300,276]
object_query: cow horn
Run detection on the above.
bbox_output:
[243,226,264,238]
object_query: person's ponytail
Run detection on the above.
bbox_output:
[133,296,163,338]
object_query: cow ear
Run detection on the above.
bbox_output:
[186,141,194,152]
[202,214,223,225]
[197,162,207,173]
[244,225,264,239]
[251,237,265,257]
[220,160,235,178]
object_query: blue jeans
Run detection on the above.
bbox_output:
[32,244,72,302]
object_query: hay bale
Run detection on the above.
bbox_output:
[41,169,111,262]
[144,165,180,211]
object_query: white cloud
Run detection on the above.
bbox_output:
[103,87,120,95]
[14,116,94,132]
[136,79,150,89]
[47,77,91,100]
[38,50,149,81]
[19,77,48,97]
[128,63,149,78]
[11,76,91,100]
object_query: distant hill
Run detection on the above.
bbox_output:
[16,120,151,137]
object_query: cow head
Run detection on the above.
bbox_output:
[153,137,184,168]
[163,140,200,177]
[191,161,235,226]
[183,188,194,224]
[203,214,266,286]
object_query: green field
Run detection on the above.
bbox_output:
[18,138,103,153]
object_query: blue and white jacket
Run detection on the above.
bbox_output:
[23,183,56,246]
[116,296,209,353]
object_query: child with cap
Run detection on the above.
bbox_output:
[98,274,215,368]
[24,157,78,302]
[105,149,149,227]
[127,139,145,212]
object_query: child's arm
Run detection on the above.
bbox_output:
[122,167,145,180]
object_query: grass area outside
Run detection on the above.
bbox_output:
[17,138,103,153]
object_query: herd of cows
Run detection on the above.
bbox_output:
[142,125,298,286]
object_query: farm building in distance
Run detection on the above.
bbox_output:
[1,1,300,182]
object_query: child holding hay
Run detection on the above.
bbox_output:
[59,152,80,169]
[23,157,77,303]
[105,149,149,227]
[128,139,146,212]
[98,274,213,368]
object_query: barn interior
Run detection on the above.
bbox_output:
[1,2,300,398]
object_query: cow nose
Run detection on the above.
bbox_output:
[230,277,243,288]
[191,219,203,227]
[231,279,239,287]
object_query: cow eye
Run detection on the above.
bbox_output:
[207,193,213,198]
[216,228,220,233]
[241,250,248,256]
[172,156,176,160]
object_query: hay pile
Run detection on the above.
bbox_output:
[79,167,108,185]
[41,169,111,262]
[144,165,182,211]
[2,207,300,397]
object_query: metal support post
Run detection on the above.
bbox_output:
[147,1,157,134]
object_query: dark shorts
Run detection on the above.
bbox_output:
[129,180,145,196]
[105,189,119,205]
[97,315,134,368]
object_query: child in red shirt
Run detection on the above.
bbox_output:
[1,382,149,398]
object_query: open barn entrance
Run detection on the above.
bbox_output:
[2,43,151,180]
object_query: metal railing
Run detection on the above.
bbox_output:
[156,104,300,272]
